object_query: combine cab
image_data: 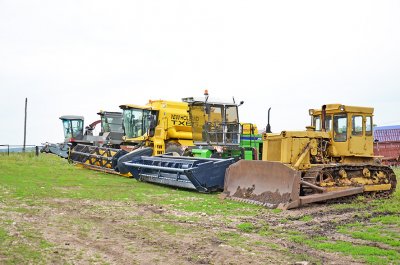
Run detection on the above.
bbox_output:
[224,104,397,209]
[41,115,85,158]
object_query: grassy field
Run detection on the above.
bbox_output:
[0,153,399,264]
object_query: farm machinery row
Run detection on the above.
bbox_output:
[47,92,397,209]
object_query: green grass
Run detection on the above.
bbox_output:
[338,223,400,247]
[216,231,246,247]
[286,232,400,265]
[371,215,400,225]
[136,220,184,235]
[0,154,259,216]
[236,222,255,233]
[0,222,51,264]
[299,215,313,222]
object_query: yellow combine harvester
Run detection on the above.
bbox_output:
[119,100,193,155]
[224,104,397,209]
[69,100,194,175]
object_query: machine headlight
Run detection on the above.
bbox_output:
[339,105,345,111]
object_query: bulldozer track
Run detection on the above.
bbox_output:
[302,164,397,198]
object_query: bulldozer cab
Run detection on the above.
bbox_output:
[309,104,374,157]
[59,115,84,142]
[186,99,241,146]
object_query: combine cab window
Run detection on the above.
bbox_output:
[62,120,72,139]
[225,105,240,144]
[123,109,152,138]
[71,120,84,138]
[366,116,372,136]
[333,114,347,142]
[352,115,363,136]
[208,105,224,143]
[102,116,123,133]
[225,106,238,123]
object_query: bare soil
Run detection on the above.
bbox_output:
[0,197,377,265]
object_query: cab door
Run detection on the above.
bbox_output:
[348,114,366,155]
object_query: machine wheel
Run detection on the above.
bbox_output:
[211,152,222,158]
[165,143,184,156]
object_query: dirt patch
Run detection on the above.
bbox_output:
[0,198,293,264]
[0,197,394,264]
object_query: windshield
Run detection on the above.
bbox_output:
[62,119,83,140]
[102,115,123,133]
[123,108,152,138]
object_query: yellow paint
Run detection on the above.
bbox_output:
[258,103,393,194]
[121,100,194,155]
[364,184,392,191]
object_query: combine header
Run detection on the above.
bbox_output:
[123,155,235,192]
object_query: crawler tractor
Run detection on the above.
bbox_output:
[224,104,397,209]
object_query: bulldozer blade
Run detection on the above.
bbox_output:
[123,155,236,192]
[223,160,301,208]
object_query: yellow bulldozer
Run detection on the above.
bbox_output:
[69,100,194,175]
[224,104,397,209]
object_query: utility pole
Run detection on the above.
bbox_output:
[23,98,27,152]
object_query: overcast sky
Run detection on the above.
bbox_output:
[1,0,399,146]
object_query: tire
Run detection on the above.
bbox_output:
[165,142,184,156]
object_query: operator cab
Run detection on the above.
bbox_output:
[120,105,156,139]
[59,115,84,142]
[183,97,241,146]
[98,111,124,134]
[309,104,374,155]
